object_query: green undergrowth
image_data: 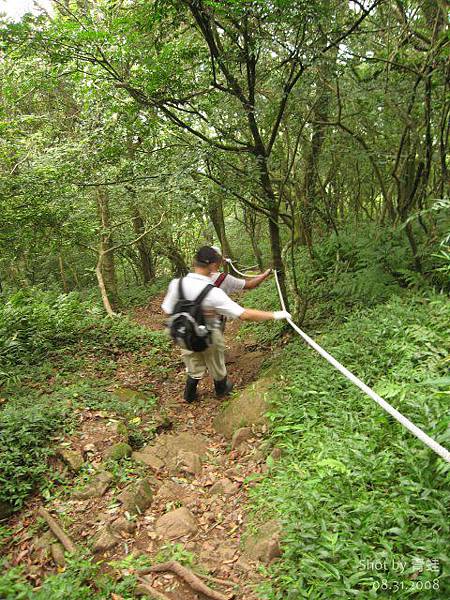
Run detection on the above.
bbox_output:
[0,543,203,599]
[0,552,140,599]
[237,279,285,345]
[250,292,449,599]
[0,289,170,512]
[241,220,450,340]
[118,276,171,308]
[0,288,170,386]
[0,377,161,512]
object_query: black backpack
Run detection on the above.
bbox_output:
[169,278,214,352]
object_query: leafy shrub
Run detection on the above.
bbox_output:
[251,292,450,599]
[0,564,32,599]
[0,289,94,367]
[237,279,285,345]
[95,317,169,353]
[119,277,171,308]
[0,374,159,510]
[0,288,167,507]
[288,222,450,325]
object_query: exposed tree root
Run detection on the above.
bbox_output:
[138,561,234,600]
[37,507,77,554]
[136,579,173,600]
[198,572,237,589]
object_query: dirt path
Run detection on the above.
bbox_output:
[6,296,274,599]
[128,297,271,598]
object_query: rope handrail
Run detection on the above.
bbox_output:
[226,258,450,463]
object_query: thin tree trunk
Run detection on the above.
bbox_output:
[249,227,264,271]
[132,205,155,283]
[95,252,116,316]
[96,187,119,308]
[125,182,155,284]
[243,206,264,270]
[160,243,189,277]
[257,154,290,309]
[67,263,80,288]
[59,254,69,293]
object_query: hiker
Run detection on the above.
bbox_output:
[162,246,290,402]
[209,245,272,293]
[205,245,272,333]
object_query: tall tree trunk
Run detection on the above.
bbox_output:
[208,198,234,259]
[243,207,264,271]
[300,63,332,250]
[124,134,155,284]
[96,187,119,309]
[159,243,189,277]
[258,162,289,309]
[131,204,155,283]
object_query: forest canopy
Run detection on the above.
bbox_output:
[0,0,448,312]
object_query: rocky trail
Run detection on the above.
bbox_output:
[5,296,283,599]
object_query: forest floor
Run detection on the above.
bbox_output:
[4,294,276,599]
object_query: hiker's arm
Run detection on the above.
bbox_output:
[239,309,290,322]
[214,289,290,322]
[243,269,272,290]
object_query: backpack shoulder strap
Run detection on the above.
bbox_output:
[193,283,214,306]
[214,272,227,288]
[177,277,185,300]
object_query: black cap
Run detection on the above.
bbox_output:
[194,246,221,265]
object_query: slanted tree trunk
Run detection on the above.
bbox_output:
[96,187,119,310]
[95,250,116,316]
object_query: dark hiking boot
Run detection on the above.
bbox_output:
[214,377,234,398]
[184,376,199,403]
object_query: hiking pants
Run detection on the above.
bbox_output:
[181,329,227,381]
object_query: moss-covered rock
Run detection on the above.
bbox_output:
[58,448,84,472]
[115,421,129,441]
[214,377,272,438]
[117,478,154,515]
[107,442,132,460]
[243,520,282,564]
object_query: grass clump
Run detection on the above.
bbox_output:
[0,397,74,510]
[251,292,449,599]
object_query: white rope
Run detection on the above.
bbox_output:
[227,258,449,463]
[224,258,257,277]
[272,269,450,463]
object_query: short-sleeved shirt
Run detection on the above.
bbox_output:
[161,273,245,326]
[210,272,245,295]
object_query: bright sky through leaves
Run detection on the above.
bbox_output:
[1,0,54,20]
